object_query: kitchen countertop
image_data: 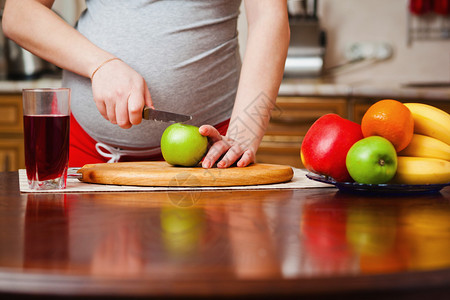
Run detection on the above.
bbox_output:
[0,171,449,299]
[279,79,450,100]
[1,77,449,101]
[0,77,62,93]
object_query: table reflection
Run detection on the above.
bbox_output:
[301,191,450,274]
[301,192,357,275]
[20,189,450,279]
[400,200,450,270]
[24,193,70,271]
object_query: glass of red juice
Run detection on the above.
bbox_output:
[22,88,70,190]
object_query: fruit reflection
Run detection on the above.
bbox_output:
[346,203,397,256]
[301,193,354,273]
[400,202,450,270]
[160,206,205,258]
[345,200,408,274]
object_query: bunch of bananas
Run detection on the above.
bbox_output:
[393,103,450,185]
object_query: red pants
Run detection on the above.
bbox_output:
[69,114,229,167]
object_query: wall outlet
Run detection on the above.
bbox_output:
[345,42,393,62]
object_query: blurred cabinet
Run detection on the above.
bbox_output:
[256,97,348,168]
[0,94,24,171]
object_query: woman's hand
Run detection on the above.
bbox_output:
[91,59,154,129]
[199,125,256,169]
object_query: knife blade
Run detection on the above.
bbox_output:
[142,106,192,123]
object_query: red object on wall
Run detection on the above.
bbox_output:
[409,0,433,15]
[433,0,450,15]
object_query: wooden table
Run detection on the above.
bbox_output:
[0,171,449,299]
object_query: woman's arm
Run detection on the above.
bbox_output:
[201,0,290,168]
[2,0,153,128]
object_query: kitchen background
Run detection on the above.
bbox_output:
[0,0,449,84]
[0,0,449,172]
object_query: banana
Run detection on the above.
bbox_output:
[398,134,450,161]
[392,156,450,185]
[404,103,450,145]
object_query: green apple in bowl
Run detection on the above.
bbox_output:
[346,136,397,184]
[161,123,208,167]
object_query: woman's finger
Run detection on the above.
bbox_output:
[202,140,232,168]
[236,149,255,167]
[94,100,108,121]
[128,90,144,126]
[105,99,117,124]
[199,125,222,143]
[143,81,154,109]
[217,144,244,168]
[116,96,132,129]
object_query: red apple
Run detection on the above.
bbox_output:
[301,114,363,182]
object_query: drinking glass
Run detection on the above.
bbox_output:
[22,88,70,190]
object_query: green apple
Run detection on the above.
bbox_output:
[161,123,208,167]
[346,136,397,184]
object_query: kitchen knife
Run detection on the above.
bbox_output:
[142,106,192,123]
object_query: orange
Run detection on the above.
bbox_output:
[361,99,414,152]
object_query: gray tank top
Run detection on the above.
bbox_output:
[63,0,242,149]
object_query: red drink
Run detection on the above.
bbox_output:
[24,115,70,184]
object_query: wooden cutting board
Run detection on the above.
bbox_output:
[77,161,294,187]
